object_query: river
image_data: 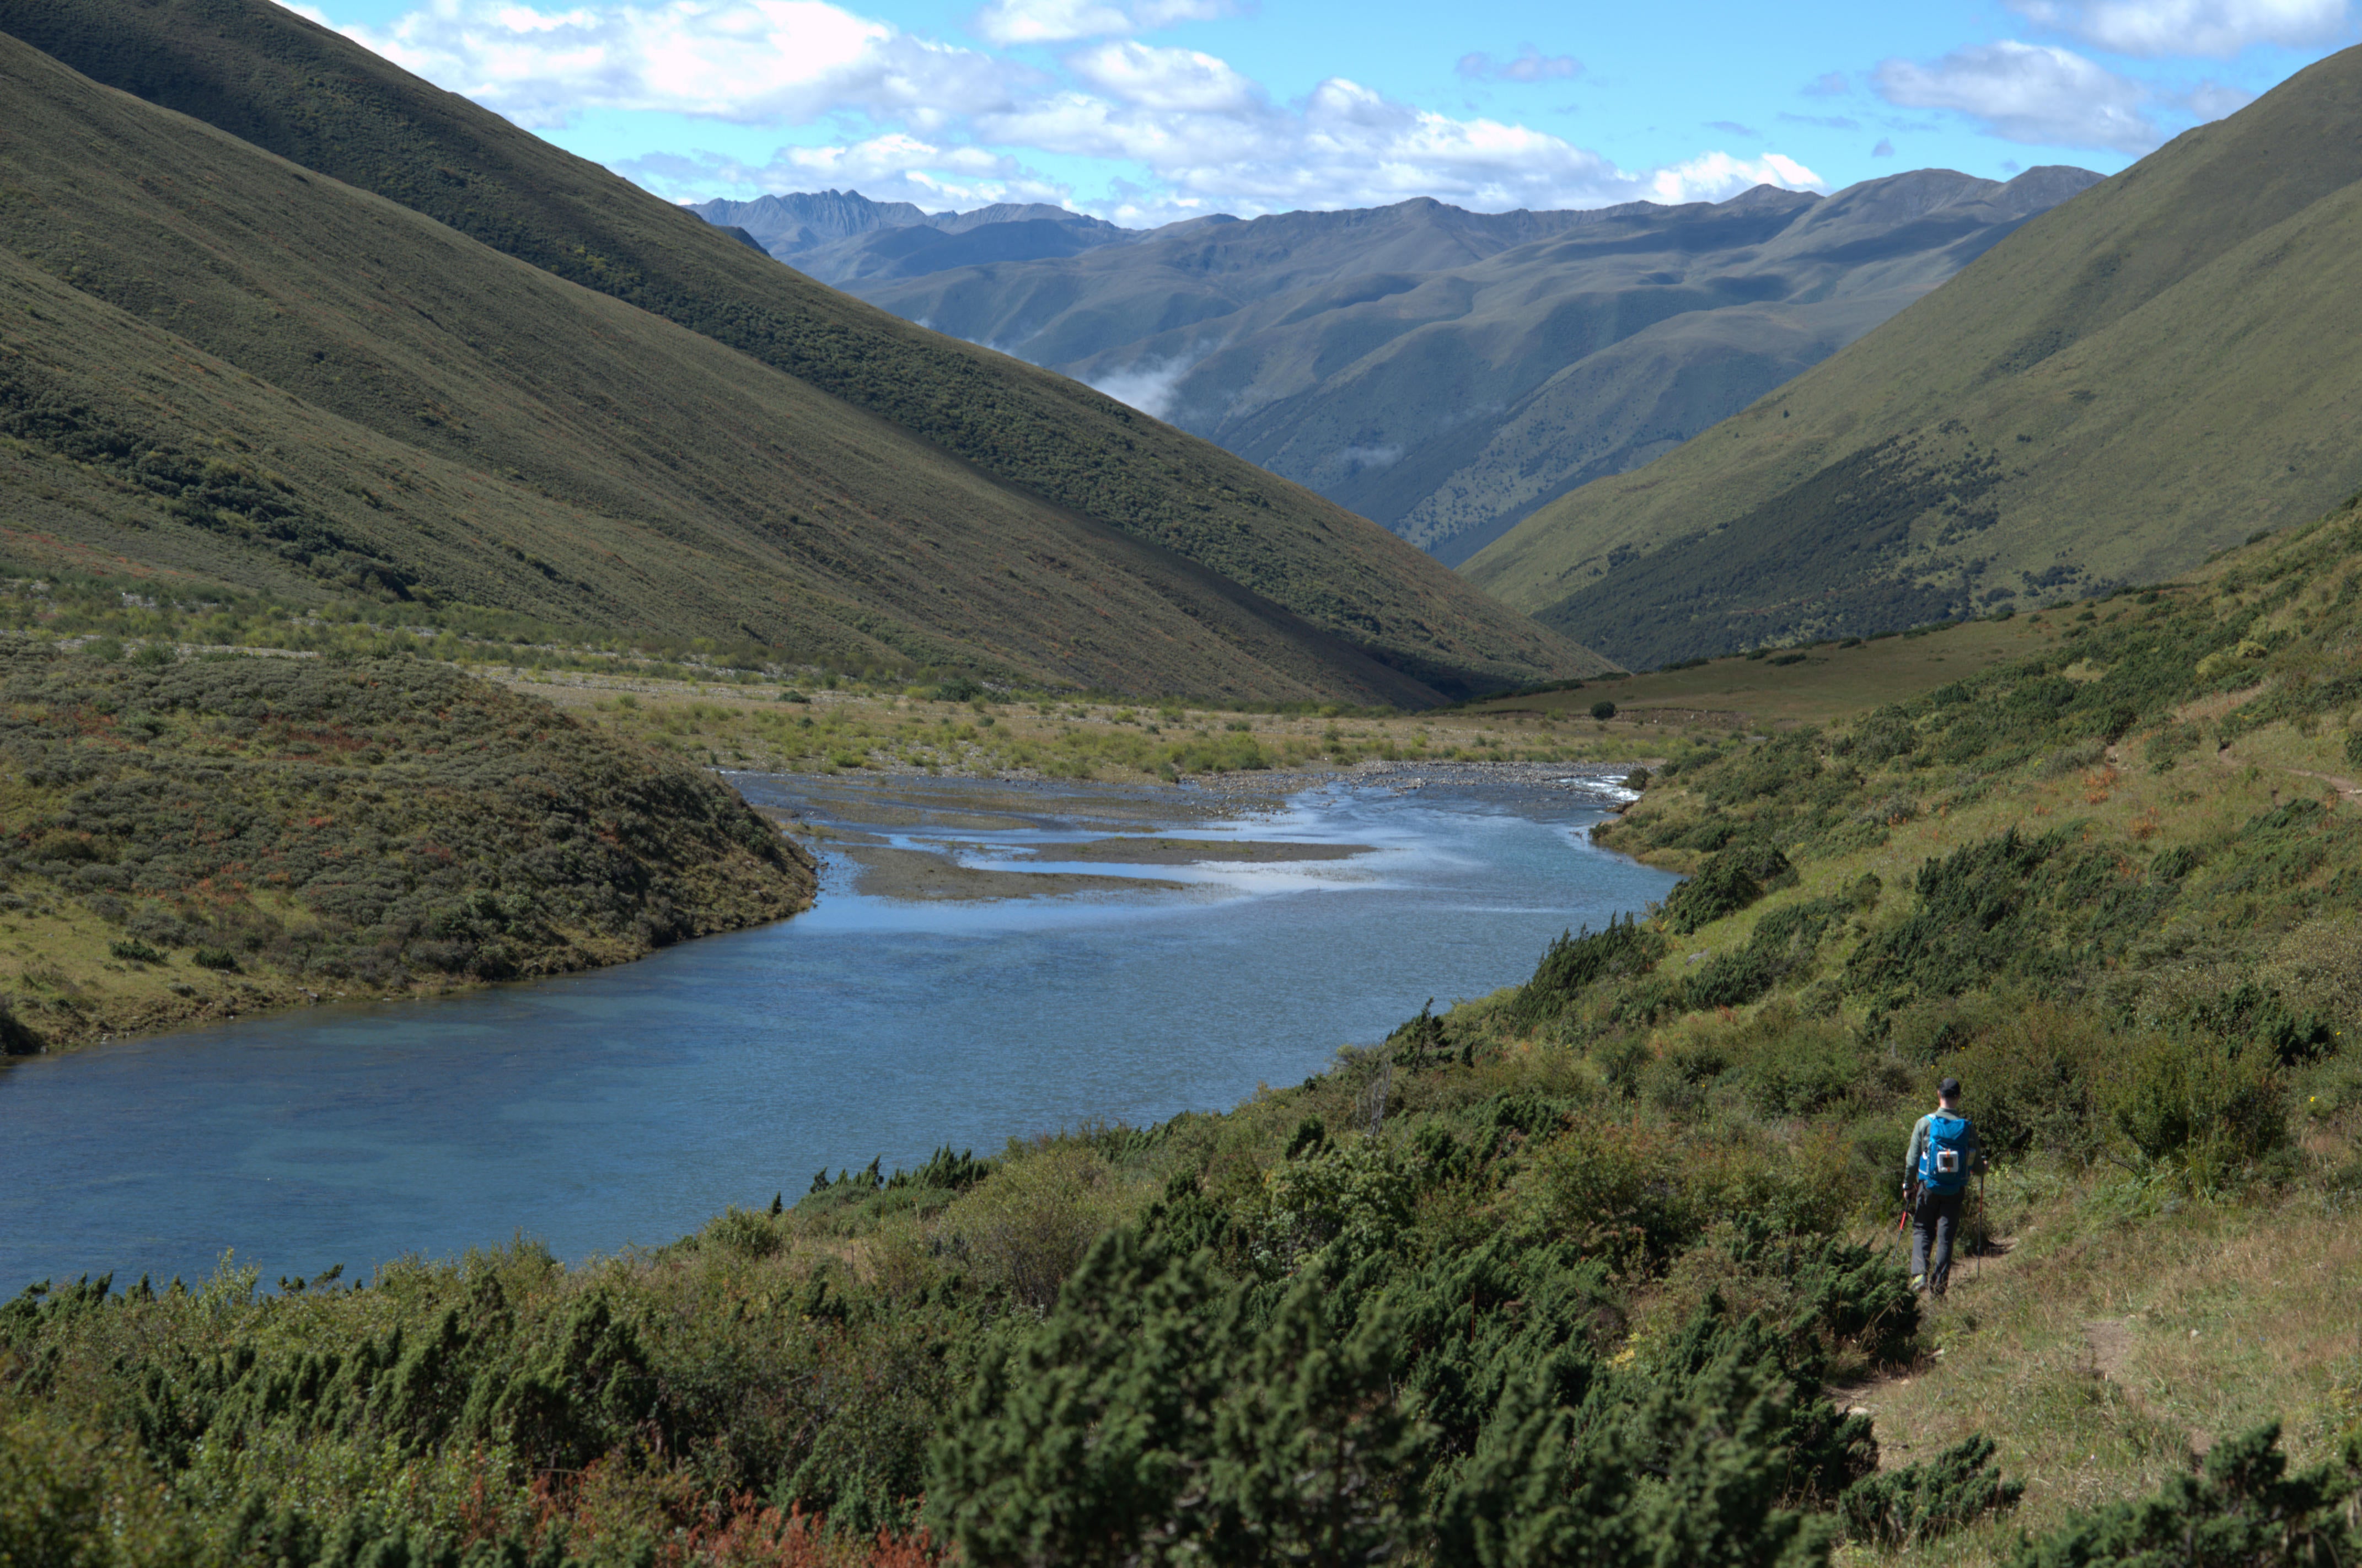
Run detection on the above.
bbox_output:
[0,771,1676,1290]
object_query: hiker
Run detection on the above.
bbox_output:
[1903,1076,1985,1296]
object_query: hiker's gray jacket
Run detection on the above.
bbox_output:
[1904,1113,1984,1188]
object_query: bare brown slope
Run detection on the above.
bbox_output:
[0,0,1597,697]
[1466,44,2362,669]
[0,36,1483,705]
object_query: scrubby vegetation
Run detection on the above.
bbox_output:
[7,502,2362,1568]
[0,641,812,1050]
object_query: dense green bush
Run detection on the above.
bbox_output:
[1663,842,1797,936]
[2103,1034,2287,1174]
[1839,1433,2024,1547]
[2007,1424,2361,1568]
[932,1233,1425,1567]
[1508,917,1666,1027]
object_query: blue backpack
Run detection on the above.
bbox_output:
[1919,1113,1971,1196]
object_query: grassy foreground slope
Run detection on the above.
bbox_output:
[0,1,1592,701]
[0,643,812,1053]
[3,511,2357,1568]
[0,37,1554,708]
[1465,44,2362,669]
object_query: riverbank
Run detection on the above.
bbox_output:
[0,646,814,1057]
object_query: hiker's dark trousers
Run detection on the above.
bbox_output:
[1912,1191,1964,1296]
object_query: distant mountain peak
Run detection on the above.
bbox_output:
[1719,182,1822,210]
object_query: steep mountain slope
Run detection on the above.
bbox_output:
[1464,44,2362,670]
[0,0,1591,699]
[842,172,2095,562]
[0,36,1570,705]
[691,189,1135,284]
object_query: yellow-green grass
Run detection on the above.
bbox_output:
[1464,614,2072,733]
[501,676,1672,782]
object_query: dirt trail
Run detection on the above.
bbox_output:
[2208,743,2362,799]
[1829,1231,2216,1473]
[2081,1315,2214,1458]
[2106,738,2360,801]
[1827,1226,2020,1469]
[2083,1316,2134,1379]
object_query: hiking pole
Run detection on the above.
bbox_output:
[1976,1173,1985,1282]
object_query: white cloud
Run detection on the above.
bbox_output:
[1872,136,1897,156]
[1088,353,1201,418]
[339,0,1029,127]
[1874,40,2161,152]
[323,0,1832,225]
[971,0,1233,46]
[2006,0,2347,57]
[1454,44,1580,83]
[1645,151,1824,203]
[670,72,1826,228]
[622,136,1066,207]
[1066,40,1260,110]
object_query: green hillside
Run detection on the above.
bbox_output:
[0,643,813,1053]
[0,0,1593,703]
[1464,44,2362,670]
[0,40,1458,707]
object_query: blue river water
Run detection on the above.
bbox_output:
[0,774,1675,1291]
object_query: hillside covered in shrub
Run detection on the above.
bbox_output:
[0,642,813,1051]
[6,510,2360,1564]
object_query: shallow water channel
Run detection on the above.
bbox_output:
[1,772,1676,1290]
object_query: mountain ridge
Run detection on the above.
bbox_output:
[688,188,1135,282]
[824,168,2095,562]
[1461,44,2362,669]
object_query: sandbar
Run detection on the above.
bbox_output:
[1011,837,1369,866]
[841,846,1189,902]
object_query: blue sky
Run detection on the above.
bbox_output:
[287,0,2356,224]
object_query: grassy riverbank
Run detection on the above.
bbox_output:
[5,568,2040,789]
[0,643,813,1054]
[6,509,2360,1565]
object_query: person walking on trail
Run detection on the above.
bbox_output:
[1904,1076,1985,1297]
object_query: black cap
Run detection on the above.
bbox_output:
[1938,1076,1962,1099]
